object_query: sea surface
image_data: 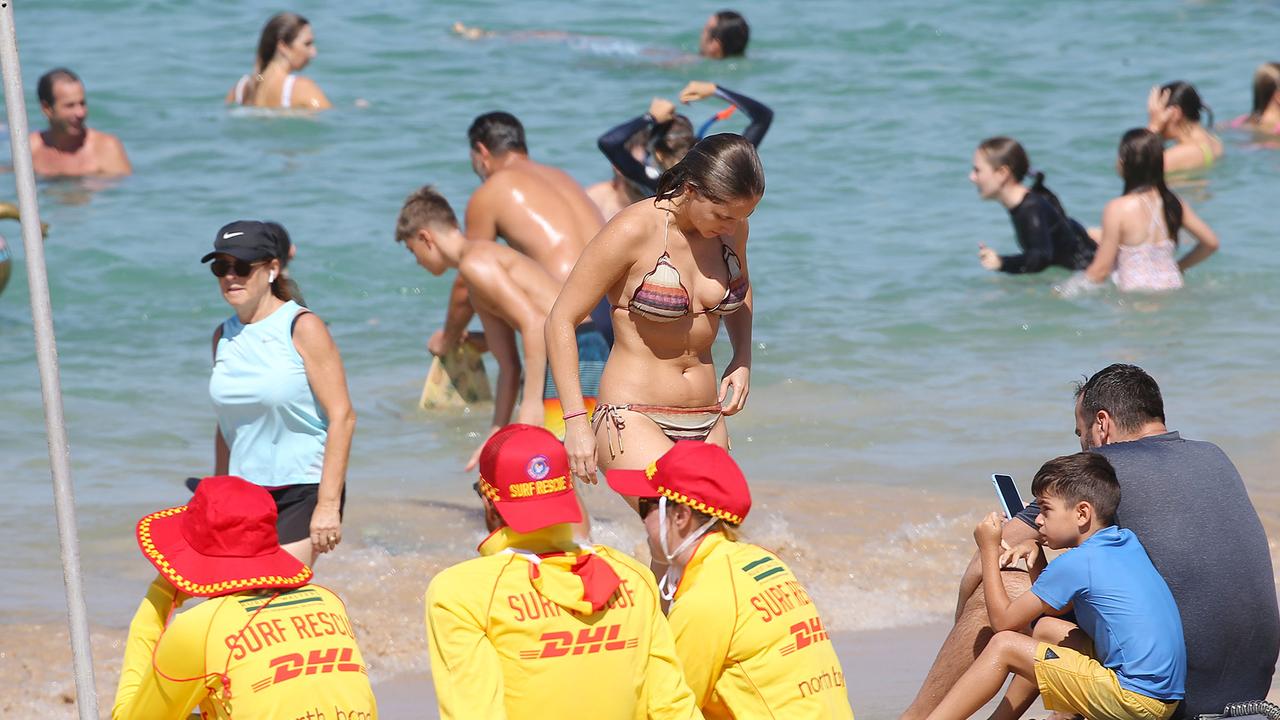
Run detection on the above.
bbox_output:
[2,0,1279,714]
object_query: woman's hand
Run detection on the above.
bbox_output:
[648,97,676,124]
[719,364,751,416]
[999,539,1041,569]
[679,81,717,104]
[564,416,599,485]
[1147,86,1175,134]
[310,502,342,556]
[978,244,1001,271]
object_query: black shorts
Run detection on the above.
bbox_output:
[269,484,346,544]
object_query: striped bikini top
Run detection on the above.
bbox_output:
[618,214,749,322]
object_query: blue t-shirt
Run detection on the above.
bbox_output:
[1032,526,1186,701]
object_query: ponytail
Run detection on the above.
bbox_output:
[245,13,310,101]
[1028,170,1070,219]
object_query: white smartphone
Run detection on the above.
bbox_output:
[991,474,1025,520]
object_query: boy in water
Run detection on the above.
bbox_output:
[395,186,608,473]
[926,452,1185,720]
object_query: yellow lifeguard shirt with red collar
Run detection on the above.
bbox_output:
[425,524,702,720]
[668,531,855,720]
[113,577,376,720]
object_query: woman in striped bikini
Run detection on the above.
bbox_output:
[547,134,764,488]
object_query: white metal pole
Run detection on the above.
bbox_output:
[0,2,99,717]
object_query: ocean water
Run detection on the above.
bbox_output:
[2,0,1280,711]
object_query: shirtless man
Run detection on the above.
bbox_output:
[29,68,131,178]
[430,111,606,355]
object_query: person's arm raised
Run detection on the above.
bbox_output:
[547,211,641,484]
[720,222,752,416]
[1175,198,1219,272]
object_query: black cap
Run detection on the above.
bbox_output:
[201,221,282,263]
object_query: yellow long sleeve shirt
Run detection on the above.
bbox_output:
[113,576,377,720]
[425,524,702,720]
[668,532,856,720]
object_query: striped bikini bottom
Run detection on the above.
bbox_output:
[592,402,723,458]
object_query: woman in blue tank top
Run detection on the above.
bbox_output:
[204,220,355,566]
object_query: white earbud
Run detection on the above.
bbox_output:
[268,271,278,283]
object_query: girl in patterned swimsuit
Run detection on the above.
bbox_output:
[547,134,764,489]
[1080,129,1219,293]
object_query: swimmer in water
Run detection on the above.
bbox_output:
[697,10,750,59]
[1068,129,1219,295]
[590,82,772,218]
[1229,62,1280,136]
[970,137,1096,274]
[1147,82,1222,173]
[28,68,131,178]
[453,9,749,62]
[227,12,332,110]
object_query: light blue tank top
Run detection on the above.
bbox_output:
[210,301,326,487]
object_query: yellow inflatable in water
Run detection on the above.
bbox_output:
[419,342,492,409]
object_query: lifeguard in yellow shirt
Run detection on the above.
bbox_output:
[609,442,856,720]
[425,423,701,720]
[112,476,377,720]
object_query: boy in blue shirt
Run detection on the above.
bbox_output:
[926,452,1186,720]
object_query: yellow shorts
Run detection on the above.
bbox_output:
[1034,642,1178,720]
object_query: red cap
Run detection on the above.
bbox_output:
[478,424,582,533]
[606,441,750,525]
[135,476,312,597]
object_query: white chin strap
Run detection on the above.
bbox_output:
[657,496,717,602]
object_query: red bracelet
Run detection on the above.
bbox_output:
[562,409,588,421]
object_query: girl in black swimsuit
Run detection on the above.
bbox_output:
[969,137,1096,274]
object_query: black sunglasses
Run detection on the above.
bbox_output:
[210,258,267,278]
[637,497,659,519]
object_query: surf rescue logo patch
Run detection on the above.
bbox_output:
[526,455,551,480]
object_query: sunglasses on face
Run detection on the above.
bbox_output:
[210,258,267,278]
[637,497,659,519]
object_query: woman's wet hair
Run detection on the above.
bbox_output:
[255,12,310,73]
[1161,81,1214,128]
[651,115,696,170]
[1250,62,1280,121]
[654,133,764,205]
[977,136,1069,218]
[468,111,528,155]
[1118,128,1183,243]
[710,10,750,57]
